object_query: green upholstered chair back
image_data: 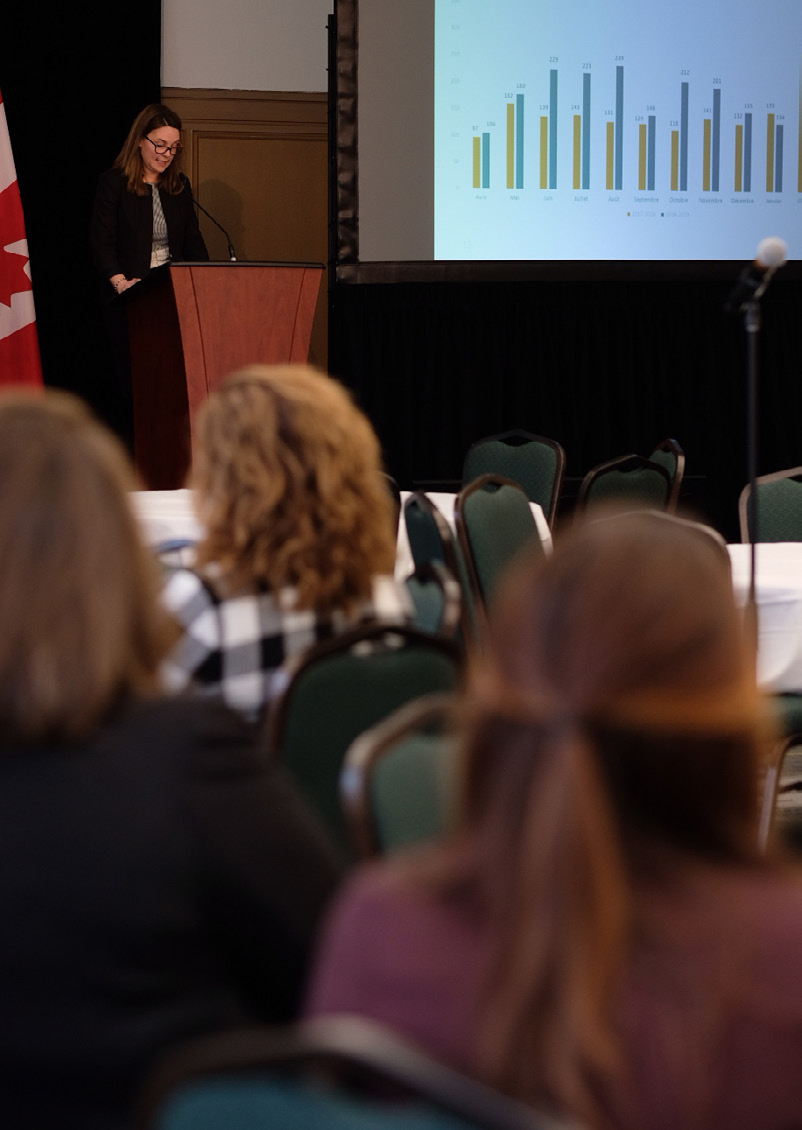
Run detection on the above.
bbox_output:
[404,561,462,638]
[142,1017,574,1130]
[455,475,544,623]
[462,430,566,526]
[341,693,458,858]
[267,625,461,852]
[403,492,480,650]
[577,455,672,515]
[739,469,802,542]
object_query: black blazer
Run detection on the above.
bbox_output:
[90,167,209,284]
[0,694,343,1130]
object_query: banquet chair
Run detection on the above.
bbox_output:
[266,623,462,852]
[340,693,459,859]
[462,430,566,527]
[647,437,685,512]
[403,491,479,648]
[454,475,545,632]
[738,467,802,543]
[140,1016,577,1130]
[575,454,673,516]
[404,560,462,638]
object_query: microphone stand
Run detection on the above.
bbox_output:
[193,197,237,261]
[744,297,760,627]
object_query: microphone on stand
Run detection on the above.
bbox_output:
[724,236,788,314]
[728,236,790,621]
[179,173,237,261]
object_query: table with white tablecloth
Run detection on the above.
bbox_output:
[131,493,802,694]
[728,542,802,693]
[132,489,552,582]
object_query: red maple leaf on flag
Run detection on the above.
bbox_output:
[0,178,31,309]
[0,90,42,386]
[0,240,33,309]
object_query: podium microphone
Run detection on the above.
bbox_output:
[725,236,788,314]
[180,173,237,261]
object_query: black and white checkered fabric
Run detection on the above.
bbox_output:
[161,568,413,721]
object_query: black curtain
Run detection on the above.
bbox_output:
[0,2,161,436]
[329,274,802,542]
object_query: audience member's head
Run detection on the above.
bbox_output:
[190,364,397,613]
[0,390,171,742]
[450,510,769,1121]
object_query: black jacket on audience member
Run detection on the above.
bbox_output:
[0,694,342,1130]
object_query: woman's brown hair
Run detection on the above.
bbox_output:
[191,364,397,614]
[438,511,771,1126]
[114,103,186,196]
[0,390,174,742]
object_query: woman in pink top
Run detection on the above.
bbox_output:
[307,511,802,1130]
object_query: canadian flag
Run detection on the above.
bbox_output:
[0,88,42,386]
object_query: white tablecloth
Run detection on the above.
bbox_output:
[131,494,802,692]
[728,542,802,693]
[132,488,552,582]
[130,489,202,546]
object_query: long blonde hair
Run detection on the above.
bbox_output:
[191,365,397,613]
[0,390,174,742]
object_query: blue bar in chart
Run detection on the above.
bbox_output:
[776,123,784,191]
[516,93,524,188]
[615,65,624,190]
[549,69,558,189]
[712,87,721,191]
[680,81,689,191]
[744,112,752,191]
[582,72,591,189]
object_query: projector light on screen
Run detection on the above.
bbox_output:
[433,0,799,261]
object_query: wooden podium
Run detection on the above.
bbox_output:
[125,261,323,490]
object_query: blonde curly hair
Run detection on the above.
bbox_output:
[191,365,397,614]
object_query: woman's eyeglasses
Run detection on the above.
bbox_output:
[144,136,183,156]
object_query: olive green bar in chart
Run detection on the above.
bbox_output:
[540,115,548,189]
[605,120,615,190]
[472,135,481,188]
[798,58,802,191]
[734,123,743,191]
[638,122,647,190]
[702,118,711,191]
[670,129,679,191]
[507,102,515,188]
[573,115,582,189]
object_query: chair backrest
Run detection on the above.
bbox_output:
[267,623,462,851]
[462,431,566,527]
[648,437,685,512]
[404,561,462,637]
[141,1016,578,1130]
[403,492,480,649]
[454,475,544,626]
[576,454,673,515]
[341,693,459,858]
[738,467,802,542]
[403,491,461,575]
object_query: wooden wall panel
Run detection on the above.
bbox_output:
[162,89,329,367]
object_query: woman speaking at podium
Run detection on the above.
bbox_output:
[90,104,208,442]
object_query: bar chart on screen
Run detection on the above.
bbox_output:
[434,0,801,261]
